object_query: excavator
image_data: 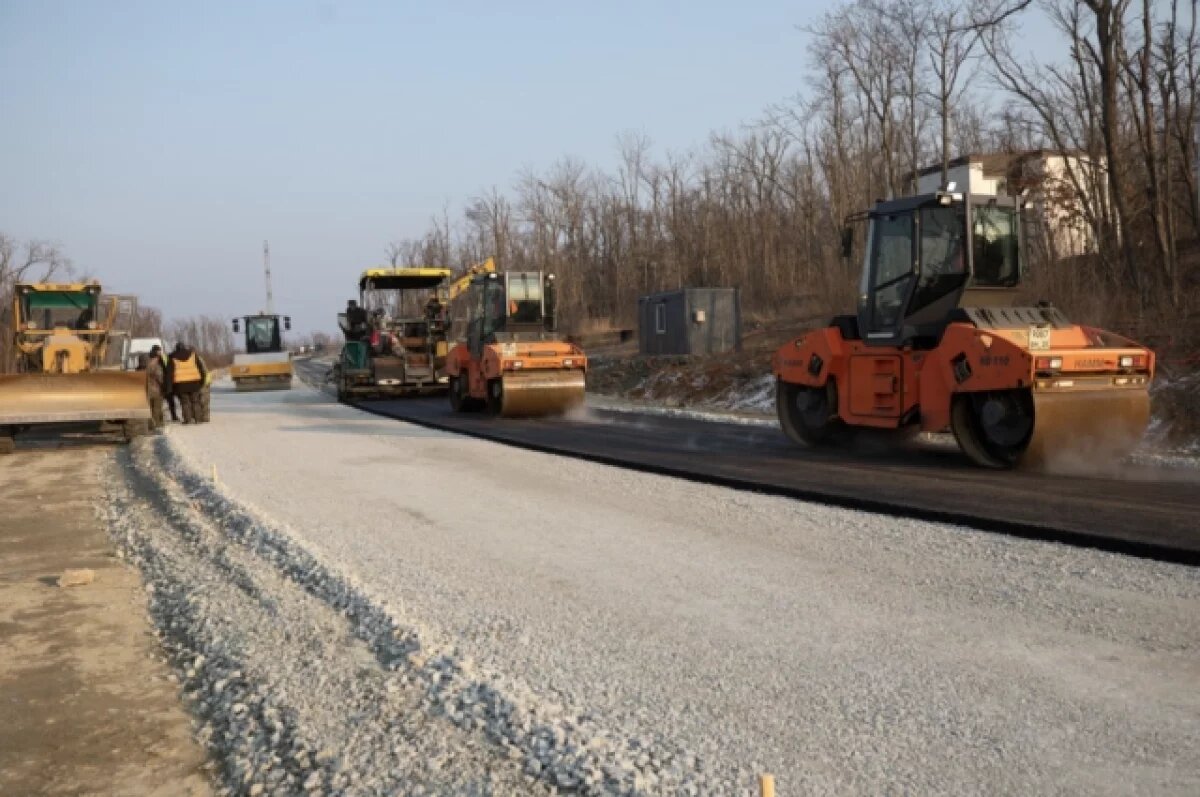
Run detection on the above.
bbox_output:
[335,267,453,400]
[445,267,586,416]
[0,281,152,453]
[773,188,1154,468]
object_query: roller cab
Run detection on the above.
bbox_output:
[445,269,586,417]
[773,191,1155,468]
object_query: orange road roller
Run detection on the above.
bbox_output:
[445,269,586,417]
[773,190,1154,468]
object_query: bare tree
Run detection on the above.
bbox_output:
[0,235,75,372]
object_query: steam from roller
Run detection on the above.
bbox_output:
[1024,390,1151,474]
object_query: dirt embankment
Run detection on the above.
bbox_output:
[585,317,810,414]
[0,446,212,796]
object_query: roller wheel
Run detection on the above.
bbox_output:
[485,378,504,416]
[777,379,841,446]
[950,390,1034,469]
[448,375,473,412]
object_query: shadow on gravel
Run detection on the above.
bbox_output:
[5,423,129,454]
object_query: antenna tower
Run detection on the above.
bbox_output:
[263,240,275,315]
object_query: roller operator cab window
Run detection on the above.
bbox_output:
[910,205,968,315]
[482,279,506,338]
[868,212,915,333]
[23,291,97,330]
[971,205,1020,287]
[505,273,544,324]
[245,317,281,353]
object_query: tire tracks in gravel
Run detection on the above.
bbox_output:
[101,434,716,796]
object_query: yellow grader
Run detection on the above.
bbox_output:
[0,281,151,453]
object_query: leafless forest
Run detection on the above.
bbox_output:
[3,0,1199,367]
[0,235,235,369]
[384,0,1199,356]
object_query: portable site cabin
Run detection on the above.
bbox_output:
[637,287,741,356]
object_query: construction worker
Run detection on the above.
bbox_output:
[196,352,212,423]
[345,299,368,341]
[144,345,167,430]
[166,342,207,424]
[160,346,179,423]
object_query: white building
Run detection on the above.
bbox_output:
[911,151,1104,259]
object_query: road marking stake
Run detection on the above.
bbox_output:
[212,464,219,485]
[760,773,775,797]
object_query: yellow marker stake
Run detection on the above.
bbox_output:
[211,464,219,484]
[760,773,776,797]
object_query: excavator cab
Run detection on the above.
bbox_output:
[854,191,1021,347]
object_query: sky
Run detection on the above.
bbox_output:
[0,0,1061,337]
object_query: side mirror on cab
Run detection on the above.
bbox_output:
[284,316,292,331]
[232,319,240,333]
[840,227,854,260]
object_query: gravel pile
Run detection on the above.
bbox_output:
[102,435,712,795]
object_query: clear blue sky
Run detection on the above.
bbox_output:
[0,0,1058,336]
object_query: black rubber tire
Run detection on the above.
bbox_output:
[777,379,842,446]
[485,378,504,416]
[449,375,465,412]
[950,391,1033,469]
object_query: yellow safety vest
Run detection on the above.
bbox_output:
[173,353,201,384]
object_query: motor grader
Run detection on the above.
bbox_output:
[446,269,586,417]
[0,281,152,453]
[773,189,1154,468]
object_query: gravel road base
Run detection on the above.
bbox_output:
[101,434,708,795]
[105,378,1200,795]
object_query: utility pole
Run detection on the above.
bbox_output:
[263,240,275,315]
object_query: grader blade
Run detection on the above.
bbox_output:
[0,372,151,425]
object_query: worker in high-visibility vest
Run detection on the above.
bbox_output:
[166,343,207,424]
